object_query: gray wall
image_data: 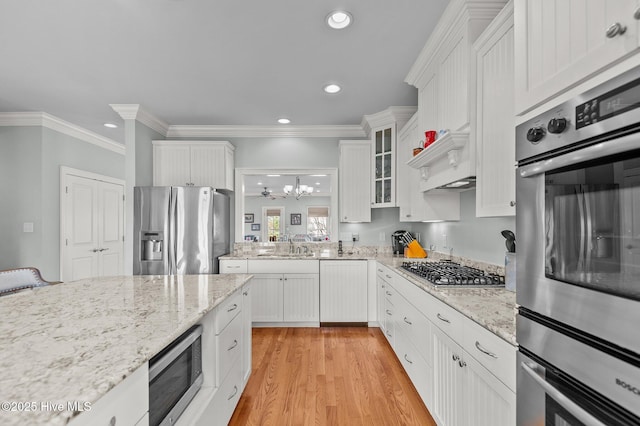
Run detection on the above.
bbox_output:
[0,126,125,279]
[411,190,516,265]
[135,122,162,186]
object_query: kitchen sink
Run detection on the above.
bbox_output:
[255,253,316,258]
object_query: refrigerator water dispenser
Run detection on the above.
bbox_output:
[142,232,164,261]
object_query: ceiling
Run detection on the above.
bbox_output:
[0,0,448,143]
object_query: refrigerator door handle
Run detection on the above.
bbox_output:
[168,189,177,275]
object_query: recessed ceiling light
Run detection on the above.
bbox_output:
[104,123,118,128]
[257,182,263,185]
[277,118,291,124]
[323,84,342,94]
[311,174,327,177]
[315,182,320,185]
[327,11,352,29]
[267,174,281,177]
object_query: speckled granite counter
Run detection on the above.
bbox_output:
[0,274,252,426]
[378,257,516,346]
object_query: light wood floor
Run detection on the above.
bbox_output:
[229,327,436,426]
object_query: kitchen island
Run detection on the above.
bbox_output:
[0,273,252,426]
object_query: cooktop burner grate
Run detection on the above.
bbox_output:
[400,261,505,287]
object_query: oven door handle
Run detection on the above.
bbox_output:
[519,130,640,178]
[583,188,594,272]
[577,189,586,271]
[521,362,607,426]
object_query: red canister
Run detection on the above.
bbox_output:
[424,130,437,147]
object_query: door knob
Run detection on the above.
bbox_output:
[606,22,627,38]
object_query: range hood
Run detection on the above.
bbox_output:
[406,131,476,193]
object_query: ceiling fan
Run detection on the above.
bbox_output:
[252,187,284,200]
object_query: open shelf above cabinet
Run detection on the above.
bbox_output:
[406,131,470,169]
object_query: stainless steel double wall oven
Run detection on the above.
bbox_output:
[516,66,640,425]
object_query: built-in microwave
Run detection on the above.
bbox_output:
[149,325,203,426]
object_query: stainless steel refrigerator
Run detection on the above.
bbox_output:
[133,186,230,275]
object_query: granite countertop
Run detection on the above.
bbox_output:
[378,257,517,346]
[0,274,252,426]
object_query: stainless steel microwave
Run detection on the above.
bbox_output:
[149,325,203,426]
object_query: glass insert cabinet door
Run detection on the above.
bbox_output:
[373,126,395,207]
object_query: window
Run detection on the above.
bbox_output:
[307,206,330,241]
[264,207,283,242]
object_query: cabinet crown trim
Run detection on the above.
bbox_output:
[361,106,417,136]
[166,125,366,138]
[152,140,235,150]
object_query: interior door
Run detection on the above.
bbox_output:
[62,171,124,281]
[98,181,124,277]
[64,175,99,281]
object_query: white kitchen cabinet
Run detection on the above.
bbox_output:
[339,140,371,222]
[375,265,392,333]
[219,258,248,274]
[153,140,235,190]
[514,0,640,115]
[246,259,319,325]
[397,113,461,221]
[432,326,466,426]
[250,274,284,322]
[283,274,319,322]
[319,260,368,322]
[474,1,516,217]
[362,107,416,209]
[69,364,148,426]
[241,282,252,386]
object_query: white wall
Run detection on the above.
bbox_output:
[0,126,125,279]
[411,190,516,265]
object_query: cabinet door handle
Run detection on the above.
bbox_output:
[403,317,412,325]
[227,385,238,400]
[458,360,467,368]
[227,303,238,312]
[437,313,450,323]
[385,291,392,296]
[404,354,413,364]
[509,200,516,207]
[386,331,392,337]
[475,340,498,359]
[385,274,392,279]
[452,354,460,362]
[228,339,238,351]
[386,309,392,316]
[606,22,627,38]
[243,291,248,296]
[109,416,116,426]
[92,248,100,252]
[377,269,383,272]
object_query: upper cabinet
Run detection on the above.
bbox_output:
[363,107,416,209]
[514,0,640,115]
[405,0,507,192]
[153,141,235,190]
[474,1,516,217]
[339,140,371,223]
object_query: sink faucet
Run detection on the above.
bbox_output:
[296,246,301,254]
[289,240,294,254]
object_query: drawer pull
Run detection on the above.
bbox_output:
[227,385,238,400]
[109,416,116,426]
[243,291,248,296]
[385,274,392,279]
[227,303,238,312]
[475,341,498,359]
[385,291,392,296]
[386,331,392,337]
[229,265,240,269]
[377,269,383,272]
[403,317,412,325]
[404,354,413,364]
[452,354,460,362]
[386,309,393,316]
[228,339,238,351]
[437,313,450,323]
[458,360,467,368]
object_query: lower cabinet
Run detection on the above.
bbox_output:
[250,273,319,323]
[320,260,368,322]
[378,262,516,426]
[241,282,252,386]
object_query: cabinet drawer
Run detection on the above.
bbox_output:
[220,259,248,274]
[196,356,242,426]
[393,290,431,365]
[462,318,516,392]
[214,289,242,335]
[427,297,465,342]
[216,313,242,387]
[376,264,396,282]
[394,328,433,408]
[248,259,319,274]
[69,364,148,426]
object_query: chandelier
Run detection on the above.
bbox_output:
[283,176,313,200]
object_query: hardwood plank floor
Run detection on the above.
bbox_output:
[229,327,436,426]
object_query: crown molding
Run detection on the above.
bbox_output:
[405,0,507,87]
[110,104,169,136]
[0,112,125,155]
[361,106,418,135]
[166,124,366,139]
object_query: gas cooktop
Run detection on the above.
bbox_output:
[400,261,505,288]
